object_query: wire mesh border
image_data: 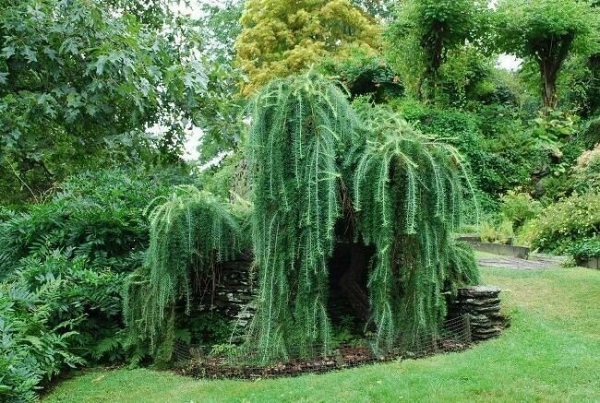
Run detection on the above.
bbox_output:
[173,315,474,380]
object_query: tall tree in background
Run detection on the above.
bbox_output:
[494,0,598,109]
[386,0,489,102]
[197,0,243,65]
[234,0,381,96]
[193,0,247,163]
[351,0,395,20]
[0,0,206,203]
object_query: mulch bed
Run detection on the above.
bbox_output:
[174,339,471,380]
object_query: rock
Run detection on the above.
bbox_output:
[461,297,501,306]
[449,286,504,343]
[474,327,502,334]
[470,304,502,313]
[458,286,501,298]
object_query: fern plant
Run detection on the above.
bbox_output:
[245,71,362,360]
[351,106,479,351]
[123,186,246,361]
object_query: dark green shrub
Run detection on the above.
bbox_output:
[176,311,233,346]
[0,241,163,401]
[12,250,128,364]
[393,102,543,198]
[0,167,193,399]
[0,168,187,278]
[567,237,600,262]
[537,138,591,202]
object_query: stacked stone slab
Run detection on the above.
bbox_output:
[196,256,257,330]
[451,286,503,341]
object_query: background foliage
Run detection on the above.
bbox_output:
[522,193,600,254]
[0,168,188,278]
[0,0,206,204]
[2,0,600,400]
[235,0,381,96]
[494,0,598,108]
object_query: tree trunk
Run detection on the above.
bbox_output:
[540,59,558,110]
[338,242,372,322]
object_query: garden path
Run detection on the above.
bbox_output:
[477,254,566,270]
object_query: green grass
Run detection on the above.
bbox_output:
[45,265,600,403]
[473,250,516,259]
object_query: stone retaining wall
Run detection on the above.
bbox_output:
[581,257,600,270]
[448,286,503,341]
[196,256,256,330]
[197,261,503,344]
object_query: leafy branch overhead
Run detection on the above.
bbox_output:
[0,0,207,201]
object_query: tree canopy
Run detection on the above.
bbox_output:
[0,0,206,202]
[386,0,489,101]
[235,0,381,96]
[494,0,599,108]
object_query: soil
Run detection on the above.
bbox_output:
[174,339,470,380]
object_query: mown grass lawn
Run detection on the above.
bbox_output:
[44,264,600,403]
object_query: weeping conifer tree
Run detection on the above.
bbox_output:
[124,186,245,361]
[125,71,479,364]
[245,72,362,360]
[246,72,479,360]
[351,106,479,352]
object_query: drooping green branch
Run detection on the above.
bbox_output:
[246,73,478,360]
[352,106,479,351]
[123,186,246,360]
[245,72,362,360]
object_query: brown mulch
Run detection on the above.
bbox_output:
[174,340,470,380]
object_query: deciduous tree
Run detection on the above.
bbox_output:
[0,0,206,202]
[235,0,381,96]
[494,0,598,109]
[386,0,489,101]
